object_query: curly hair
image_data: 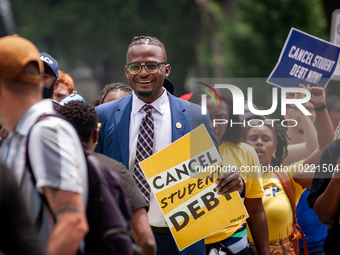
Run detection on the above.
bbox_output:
[56,101,97,144]
[93,83,132,107]
[242,122,289,166]
[190,88,242,144]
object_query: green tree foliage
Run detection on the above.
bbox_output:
[195,0,327,78]
[11,0,201,95]
[226,0,327,78]
[11,0,329,101]
[226,0,327,109]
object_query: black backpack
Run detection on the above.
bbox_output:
[84,151,134,255]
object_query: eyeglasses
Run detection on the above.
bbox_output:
[125,61,167,74]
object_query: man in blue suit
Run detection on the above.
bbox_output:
[95,36,244,255]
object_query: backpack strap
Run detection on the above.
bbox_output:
[23,113,64,229]
[102,228,131,239]
[274,170,308,255]
[274,171,296,216]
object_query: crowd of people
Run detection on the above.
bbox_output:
[0,34,339,255]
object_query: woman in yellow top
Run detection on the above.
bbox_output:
[190,89,270,255]
[242,86,333,254]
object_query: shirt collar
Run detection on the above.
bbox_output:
[15,99,54,136]
[132,88,168,115]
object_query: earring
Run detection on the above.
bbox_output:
[272,153,276,159]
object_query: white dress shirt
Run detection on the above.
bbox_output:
[129,89,172,227]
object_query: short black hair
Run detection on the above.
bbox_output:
[190,88,242,144]
[128,36,165,49]
[93,82,132,107]
[56,101,97,144]
[128,36,167,61]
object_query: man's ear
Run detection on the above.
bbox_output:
[92,128,99,144]
[125,66,129,78]
[165,64,171,78]
[54,79,60,90]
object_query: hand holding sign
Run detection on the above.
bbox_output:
[215,169,244,196]
[139,125,248,251]
[298,84,326,109]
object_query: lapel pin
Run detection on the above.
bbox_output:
[176,122,182,129]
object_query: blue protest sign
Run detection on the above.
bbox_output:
[267,28,340,88]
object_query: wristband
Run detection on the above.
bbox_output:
[314,104,327,111]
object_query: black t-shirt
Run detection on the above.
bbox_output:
[92,152,148,212]
[307,139,340,255]
[0,164,44,255]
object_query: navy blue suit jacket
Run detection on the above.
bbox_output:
[95,91,218,170]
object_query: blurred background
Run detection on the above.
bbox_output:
[1,0,340,108]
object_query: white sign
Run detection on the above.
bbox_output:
[331,9,340,80]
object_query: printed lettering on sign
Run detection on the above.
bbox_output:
[139,125,248,251]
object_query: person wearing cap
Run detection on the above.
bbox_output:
[55,71,87,105]
[59,92,86,105]
[40,52,60,99]
[0,35,88,254]
[95,35,244,255]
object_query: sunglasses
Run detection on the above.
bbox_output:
[126,61,167,74]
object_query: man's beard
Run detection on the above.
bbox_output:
[137,90,153,98]
[42,80,56,99]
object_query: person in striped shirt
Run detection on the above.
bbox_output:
[0,35,88,254]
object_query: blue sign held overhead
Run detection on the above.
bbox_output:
[267,28,340,88]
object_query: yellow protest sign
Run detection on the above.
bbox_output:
[139,124,248,251]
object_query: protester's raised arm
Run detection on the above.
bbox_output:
[283,90,318,166]
[293,86,333,188]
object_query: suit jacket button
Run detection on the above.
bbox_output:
[176,122,182,129]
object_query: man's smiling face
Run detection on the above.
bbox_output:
[125,44,171,104]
